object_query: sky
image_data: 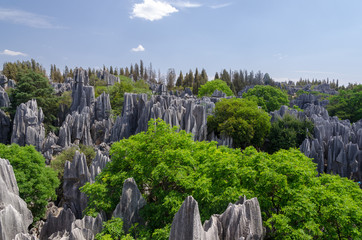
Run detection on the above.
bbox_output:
[0,0,362,85]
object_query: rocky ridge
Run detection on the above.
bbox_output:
[169,196,264,240]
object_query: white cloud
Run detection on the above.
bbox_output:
[210,3,232,9]
[131,0,179,21]
[172,1,202,8]
[0,49,27,56]
[0,8,60,28]
[131,45,145,52]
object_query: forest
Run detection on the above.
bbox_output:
[0,59,361,240]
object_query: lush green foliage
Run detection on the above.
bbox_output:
[197,79,233,97]
[82,120,362,239]
[0,144,59,222]
[50,145,95,179]
[243,85,289,112]
[95,217,134,240]
[8,70,59,131]
[265,114,314,153]
[327,85,362,122]
[2,59,46,81]
[207,98,271,148]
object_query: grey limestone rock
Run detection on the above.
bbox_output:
[0,74,16,89]
[43,214,103,240]
[63,151,91,219]
[169,196,264,240]
[299,102,362,183]
[169,196,206,240]
[0,110,11,144]
[42,132,60,163]
[109,93,215,143]
[11,99,45,151]
[89,150,110,182]
[69,68,94,114]
[113,178,146,233]
[270,105,306,123]
[211,90,226,98]
[0,86,10,108]
[94,92,111,121]
[97,70,120,86]
[39,208,76,240]
[0,158,33,240]
[14,233,39,240]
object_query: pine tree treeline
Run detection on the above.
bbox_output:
[2,59,46,81]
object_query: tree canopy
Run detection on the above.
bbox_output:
[243,85,289,112]
[0,144,59,222]
[207,98,271,148]
[265,114,314,153]
[8,69,59,131]
[82,119,362,239]
[197,79,233,97]
[326,85,362,122]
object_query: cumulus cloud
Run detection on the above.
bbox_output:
[131,45,145,52]
[0,8,60,28]
[131,0,179,21]
[0,49,27,56]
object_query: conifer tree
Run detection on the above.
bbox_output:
[140,60,144,78]
[176,71,184,87]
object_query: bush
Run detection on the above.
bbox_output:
[8,69,59,132]
[0,144,59,222]
[51,144,96,179]
[327,85,362,122]
[197,79,233,97]
[95,217,135,240]
[207,98,271,148]
[265,114,314,153]
[243,85,289,112]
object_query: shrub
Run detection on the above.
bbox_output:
[0,144,59,222]
[243,85,289,112]
[207,98,271,148]
[197,79,233,97]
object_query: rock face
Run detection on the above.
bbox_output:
[290,93,328,109]
[70,68,94,114]
[0,86,10,108]
[62,150,110,219]
[39,208,103,240]
[113,178,146,233]
[97,70,120,86]
[63,151,91,219]
[297,103,362,182]
[109,93,215,142]
[0,74,16,89]
[0,158,33,240]
[169,196,264,240]
[57,69,113,149]
[0,110,11,144]
[11,99,45,151]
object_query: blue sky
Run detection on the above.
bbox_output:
[0,0,361,85]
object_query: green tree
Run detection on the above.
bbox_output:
[8,69,59,131]
[82,119,362,239]
[265,114,314,153]
[326,85,362,122]
[243,85,289,112]
[0,144,59,222]
[95,217,135,240]
[175,71,183,87]
[207,98,271,148]
[197,79,233,97]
